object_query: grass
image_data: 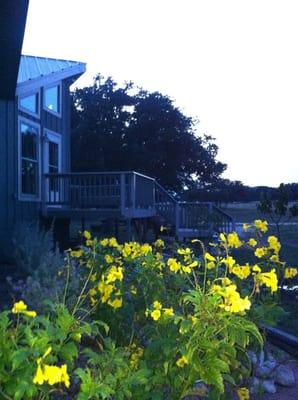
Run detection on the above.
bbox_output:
[222,201,298,336]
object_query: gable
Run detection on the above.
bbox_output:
[17,55,86,95]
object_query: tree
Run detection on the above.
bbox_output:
[257,183,298,239]
[71,75,226,192]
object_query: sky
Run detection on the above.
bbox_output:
[22,0,298,187]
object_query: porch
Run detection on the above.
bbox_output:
[42,171,234,240]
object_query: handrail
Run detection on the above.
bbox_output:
[43,171,234,237]
[44,171,155,181]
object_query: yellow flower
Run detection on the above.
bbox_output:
[258,269,278,293]
[167,258,181,273]
[252,264,261,273]
[151,309,161,321]
[153,301,162,310]
[33,364,44,385]
[205,252,215,261]
[130,286,137,295]
[221,256,236,272]
[270,255,280,263]
[12,300,27,313]
[12,301,37,317]
[254,247,266,258]
[176,355,188,368]
[108,297,123,309]
[243,223,250,232]
[231,264,251,280]
[104,254,114,264]
[219,233,227,243]
[106,266,123,283]
[207,261,216,270]
[163,307,174,317]
[154,239,165,248]
[83,230,91,240]
[70,249,83,258]
[248,238,257,247]
[140,244,152,255]
[23,310,37,318]
[227,232,242,248]
[100,238,109,246]
[60,364,70,388]
[254,219,268,233]
[177,247,192,256]
[188,260,199,268]
[182,265,191,273]
[237,387,250,400]
[284,268,298,279]
[267,236,281,254]
[108,237,118,247]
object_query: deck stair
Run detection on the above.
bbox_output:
[43,171,234,240]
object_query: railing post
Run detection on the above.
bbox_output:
[175,202,180,236]
[41,175,46,215]
[120,173,126,216]
[131,172,136,214]
[209,203,214,234]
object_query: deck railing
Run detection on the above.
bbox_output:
[43,171,234,237]
[43,171,156,217]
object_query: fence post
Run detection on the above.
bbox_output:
[120,173,126,216]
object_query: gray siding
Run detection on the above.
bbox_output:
[0,79,72,260]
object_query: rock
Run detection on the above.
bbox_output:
[255,360,277,378]
[262,379,277,394]
[248,350,258,365]
[250,377,262,394]
[258,350,265,366]
[275,364,295,387]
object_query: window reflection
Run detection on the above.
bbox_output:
[44,85,60,114]
[20,122,39,196]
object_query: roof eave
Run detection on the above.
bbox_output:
[16,62,86,95]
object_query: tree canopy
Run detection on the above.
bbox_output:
[71,75,226,192]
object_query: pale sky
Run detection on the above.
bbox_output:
[22,0,298,187]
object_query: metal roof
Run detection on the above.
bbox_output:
[18,55,85,84]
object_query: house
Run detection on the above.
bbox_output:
[0,0,233,261]
[0,0,84,258]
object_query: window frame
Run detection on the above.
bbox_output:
[18,117,41,201]
[43,82,62,117]
[43,129,63,174]
[18,89,41,118]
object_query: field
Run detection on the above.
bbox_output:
[222,202,298,336]
[222,202,298,266]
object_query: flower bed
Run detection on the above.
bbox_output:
[0,220,297,399]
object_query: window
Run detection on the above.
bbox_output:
[19,120,40,198]
[44,84,61,115]
[19,92,39,116]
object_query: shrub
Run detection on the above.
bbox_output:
[1,220,297,399]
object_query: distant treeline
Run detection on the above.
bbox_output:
[184,181,298,204]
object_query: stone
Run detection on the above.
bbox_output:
[262,379,277,394]
[250,377,262,395]
[255,360,277,378]
[248,350,258,365]
[275,364,295,387]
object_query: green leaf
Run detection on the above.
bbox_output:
[11,349,29,371]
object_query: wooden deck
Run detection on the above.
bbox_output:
[42,171,234,239]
